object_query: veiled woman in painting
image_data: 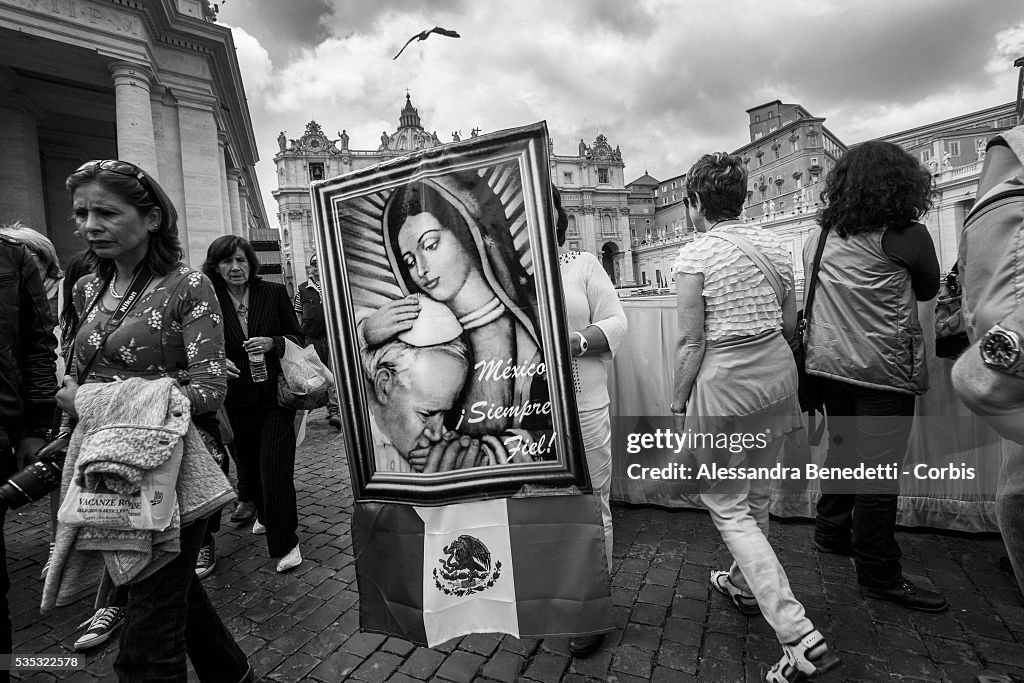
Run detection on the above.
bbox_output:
[362,171,549,462]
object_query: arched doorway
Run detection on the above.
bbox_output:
[601,242,619,285]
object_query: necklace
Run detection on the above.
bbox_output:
[110,271,124,299]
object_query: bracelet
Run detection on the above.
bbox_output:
[574,331,589,357]
[669,403,686,415]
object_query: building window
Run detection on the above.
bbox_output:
[309,163,324,181]
[567,215,577,235]
[755,115,760,122]
[792,137,800,152]
[774,147,780,160]
[598,167,609,184]
[949,141,961,157]
[563,172,573,184]
[920,149,931,163]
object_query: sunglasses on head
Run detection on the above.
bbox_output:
[76,159,156,204]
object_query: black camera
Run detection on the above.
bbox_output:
[0,434,70,509]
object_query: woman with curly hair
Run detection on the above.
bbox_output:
[804,140,946,612]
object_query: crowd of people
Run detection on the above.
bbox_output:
[0,123,1023,682]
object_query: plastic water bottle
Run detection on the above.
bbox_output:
[248,351,268,382]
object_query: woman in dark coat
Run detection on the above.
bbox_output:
[203,236,304,573]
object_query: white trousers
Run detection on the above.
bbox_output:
[699,438,814,644]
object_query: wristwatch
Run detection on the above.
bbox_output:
[980,323,1024,376]
[574,332,589,357]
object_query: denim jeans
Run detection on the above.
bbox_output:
[817,378,915,589]
[700,437,814,644]
[998,440,1024,595]
[114,518,248,682]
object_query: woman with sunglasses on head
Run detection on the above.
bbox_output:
[51,160,251,683]
[671,153,839,682]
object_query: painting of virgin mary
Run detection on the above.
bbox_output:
[361,171,553,467]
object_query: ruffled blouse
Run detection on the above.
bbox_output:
[670,223,793,342]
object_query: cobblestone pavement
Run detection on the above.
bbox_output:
[7,415,1024,682]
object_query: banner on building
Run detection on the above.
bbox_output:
[310,122,588,504]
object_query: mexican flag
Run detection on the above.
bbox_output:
[352,495,612,646]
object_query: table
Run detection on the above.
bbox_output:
[607,297,1001,533]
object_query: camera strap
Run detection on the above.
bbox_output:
[72,262,154,383]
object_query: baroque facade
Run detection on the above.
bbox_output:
[550,134,634,285]
[0,0,274,273]
[274,95,635,288]
[627,99,1019,293]
[273,95,447,289]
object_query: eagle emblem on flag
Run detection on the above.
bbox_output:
[433,535,502,597]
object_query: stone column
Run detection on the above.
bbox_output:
[236,177,250,239]
[109,62,159,177]
[0,70,45,228]
[177,93,224,266]
[216,133,231,237]
[226,168,243,236]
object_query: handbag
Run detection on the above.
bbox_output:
[277,338,334,410]
[934,263,969,359]
[709,228,828,415]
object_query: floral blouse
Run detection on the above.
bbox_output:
[71,264,227,415]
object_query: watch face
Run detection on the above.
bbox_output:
[982,328,1021,368]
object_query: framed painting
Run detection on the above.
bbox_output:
[311,122,588,504]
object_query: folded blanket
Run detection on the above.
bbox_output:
[42,377,236,611]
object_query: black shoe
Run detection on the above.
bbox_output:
[569,634,604,658]
[813,539,853,556]
[863,577,947,612]
[328,414,341,430]
[230,501,256,525]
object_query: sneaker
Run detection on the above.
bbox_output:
[41,541,55,579]
[766,629,841,682]
[710,569,760,616]
[252,519,266,535]
[73,607,126,652]
[195,539,216,580]
[276,545,302,573]
[327,408,341,430]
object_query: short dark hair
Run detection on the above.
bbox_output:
[685,152,747,223]
[551,184,569,247]
[65,160,182,279]
[819,140,933,238]
[202,235,261,286]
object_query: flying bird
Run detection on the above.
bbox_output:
[393,26,461,60]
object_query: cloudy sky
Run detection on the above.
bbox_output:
[216,0,1024,226]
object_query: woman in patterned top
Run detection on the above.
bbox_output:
[55,160,250,683]
[670,153,839,683]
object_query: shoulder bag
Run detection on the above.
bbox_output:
[708,228,828,415]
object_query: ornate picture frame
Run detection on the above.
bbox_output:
[311,122,588,504]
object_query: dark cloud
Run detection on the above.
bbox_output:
[325,0,467,34]
[768,1,1021,109]
[218,0,333,63]
[584,0,657,37]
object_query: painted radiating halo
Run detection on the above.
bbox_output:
[397,294,464,347]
